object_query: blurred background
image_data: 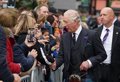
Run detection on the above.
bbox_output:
[1,0,120,15]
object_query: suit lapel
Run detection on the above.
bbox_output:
[74,28,88,54]
[112,26,119,50]
[64,32,72,60]
[96,26,103,36]
[97,26,119,53]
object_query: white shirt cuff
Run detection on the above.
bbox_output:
[87,60,92,68]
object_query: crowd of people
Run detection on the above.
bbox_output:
[1,0,120,82]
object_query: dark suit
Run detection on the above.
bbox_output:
[55,27,107,82]
[114,19,120,27]
[0,26,14,82]
[96,25,120,82]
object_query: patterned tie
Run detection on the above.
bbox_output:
[102,29,109,44]
[72,33,76,45]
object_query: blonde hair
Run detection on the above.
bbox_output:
[0,8,19,27]
[3,28,11,37]
[37,14,46,23]
[14,11,36,36]
[81,22,89,29]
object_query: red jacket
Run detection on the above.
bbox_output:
[6,38,21,74]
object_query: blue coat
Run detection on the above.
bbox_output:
[13,43,35,72]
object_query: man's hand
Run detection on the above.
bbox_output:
[13,74,21,82]
[80,61,89,71]
[38,39,49,45]
[50,60,56,70]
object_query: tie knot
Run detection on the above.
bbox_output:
[106,29,109,32]
[73,33,76,37]
[72,33,76,45]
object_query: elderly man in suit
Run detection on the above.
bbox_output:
[96,7,120,82]
[51,9,107,82]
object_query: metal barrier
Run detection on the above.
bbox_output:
[21,65,63,82]
[21,75,30,82]
[50,64,63,82]
[31,66,45,82]
[21,66,45,82]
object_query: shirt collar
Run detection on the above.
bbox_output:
[112,17,117,24]
[103,24,114,32]
[74,25,82,36]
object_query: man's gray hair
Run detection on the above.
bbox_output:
[64,9,81,22]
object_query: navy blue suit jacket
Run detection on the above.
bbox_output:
[56,28,107,78]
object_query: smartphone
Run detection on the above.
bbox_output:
[27,28,35,42]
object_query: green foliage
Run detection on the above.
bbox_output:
[16,0,37,9]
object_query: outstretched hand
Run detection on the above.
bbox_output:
[50,60,56,70]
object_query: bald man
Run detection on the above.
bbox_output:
[96,7,120,82]
[51,9,106,82]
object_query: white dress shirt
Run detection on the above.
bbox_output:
[100,25,114,64]
[74,25,92,68]
[73,25,82,41]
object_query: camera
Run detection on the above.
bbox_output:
[27,28,35,42]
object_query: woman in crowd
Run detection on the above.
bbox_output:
[0,8,38,73]
[0,8,21,82]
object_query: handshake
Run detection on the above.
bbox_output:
[50,60,56,70]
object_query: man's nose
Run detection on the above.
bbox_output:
[45,13,48,16]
